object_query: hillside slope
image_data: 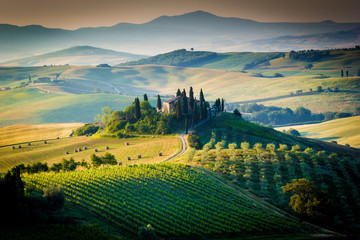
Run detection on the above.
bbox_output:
[1,46,147,67]
[23,163,323,239]
[276,116,360,148]
[0,88,147,127]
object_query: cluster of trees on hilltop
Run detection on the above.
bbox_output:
[121,49,217,67]
[234,103,354,126]
[92,87,213,136]
[289,49,330,62]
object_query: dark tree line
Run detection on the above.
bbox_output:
[289,50,330,62]
[0,167,65,223]
[236,103,354,125]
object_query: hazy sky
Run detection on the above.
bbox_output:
[1,0,359,30]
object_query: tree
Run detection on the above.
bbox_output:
[135,97,141,120]
[43,185,65,214]
[341,69,344,77]
[357,69,360,76]
[95,106,113,125]
[181,89,188,115]
[304,63,313,70]
[189,87,194,111]
[138,224,157,240]
[28,75,31,83]
[185,117,188,134]
[91,154,102,168]
[176,89,181,97]
[175,101,182,122]
[157,95,162,111]
[200,89,205,103]
[221,98,225,112]
[346,70,349,77]
[317,86,322,92]
[282,178,323,216]
[192,100,199,127]
[143,94,148,101]
[233,109,242,117]
[101,152,117,165]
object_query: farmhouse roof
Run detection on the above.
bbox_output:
[163,96,200,104]
[164,96,181,104]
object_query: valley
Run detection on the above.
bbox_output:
[1,18,360,239]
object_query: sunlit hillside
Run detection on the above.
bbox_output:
[276,116,360,148]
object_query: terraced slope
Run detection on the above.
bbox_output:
[24,163,317,238]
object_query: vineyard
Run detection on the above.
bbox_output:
[190,130,360,230]
[23,163,314,238]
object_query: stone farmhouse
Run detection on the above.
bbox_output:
[162,96,200,114]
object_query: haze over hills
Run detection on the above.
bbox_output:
[1,11,360,62]
[0,46,148,67]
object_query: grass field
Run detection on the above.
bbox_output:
[0,135,180,173]
[0,123,83,146]
[0,88,151,127]
[276,116,360,148]
[0,123,180,173]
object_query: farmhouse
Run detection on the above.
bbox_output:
[0,87,10,91]
[162,96,200,114]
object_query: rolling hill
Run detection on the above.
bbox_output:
[0,46,147,67]
[1,11,359,62]
[0,88,151,127]
[276,116,360,148]
[1,48,359,127]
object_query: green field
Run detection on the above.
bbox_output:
[23,163,321,238]
[1,49,360,127]
[276,116,360,148]
[0,88,151,127]
[0,132,180,173]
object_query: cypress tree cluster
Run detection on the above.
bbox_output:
[134,97,141,120]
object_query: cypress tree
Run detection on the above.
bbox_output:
[185,117,188,134]
[221,98,225,112]
[143,94,148,101]
[175,101,182,122]
[192,100,198,127]
[346,70,349,77]
[200,101,204,121]
[135,97,141,120]
[341,69,344,77]
[181,89,188,115]
[200,89,204,103]
[157,95,162,111]
[189,87,194,111]
[176,89,181,97]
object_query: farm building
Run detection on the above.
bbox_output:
[162,96,200,114]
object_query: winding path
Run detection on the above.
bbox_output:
[166,133,187,161]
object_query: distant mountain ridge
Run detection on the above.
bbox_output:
[1,10,360,61]
[0,46,148,66]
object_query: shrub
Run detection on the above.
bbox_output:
[138,224,157,240]
[74,124,99,136]
[273,73,284,77]
[233,109,242,118]
[188,134,202,149]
